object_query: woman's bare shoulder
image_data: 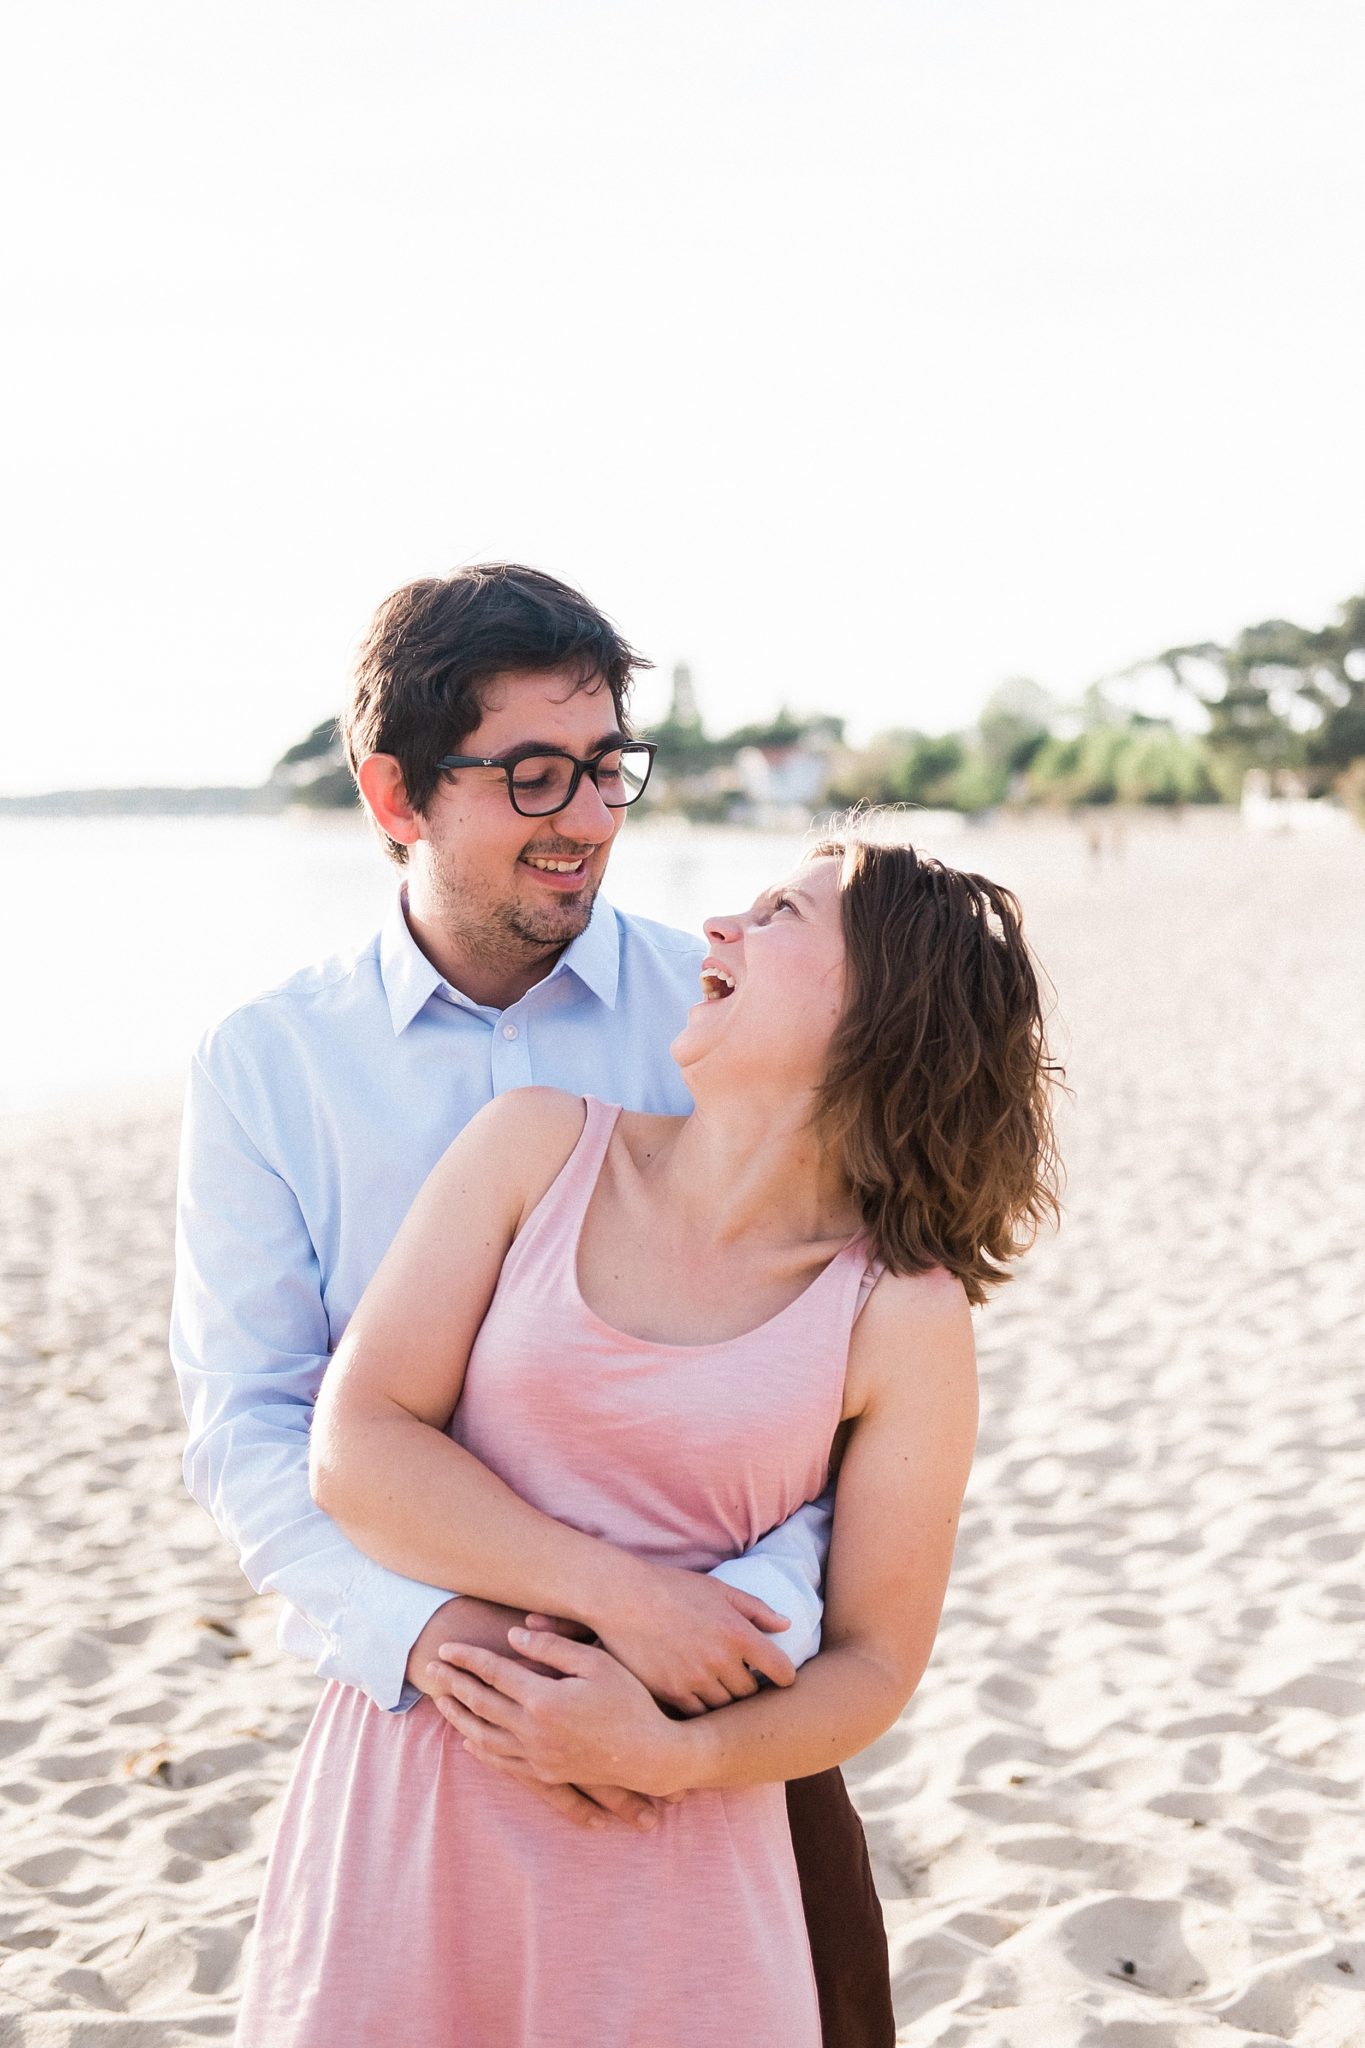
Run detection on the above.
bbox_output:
[476,1084,589,1143]
[450,1085,588,1161]
[845,1264,978,1420]
[866,1263,973,1329]
[427,1088,589,1221]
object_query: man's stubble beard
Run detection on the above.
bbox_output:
[502,883,599,953]
[428,855,602,971]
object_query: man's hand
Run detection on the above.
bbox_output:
[406,1595,554,1692]
[582,1561,797,1715]
[407,1598,672,1832]
[436,1630,694,1798]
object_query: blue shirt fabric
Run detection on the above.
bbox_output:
[171,885,830,1711]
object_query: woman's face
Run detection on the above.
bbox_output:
[671,854,848,1090]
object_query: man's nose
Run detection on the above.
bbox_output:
[558,770,617,840]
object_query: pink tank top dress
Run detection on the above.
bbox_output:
[236,1098,877,2048]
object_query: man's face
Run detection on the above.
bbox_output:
[413,667,627,964]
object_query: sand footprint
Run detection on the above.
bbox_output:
[978,1891,1256,2008]
[163,1794,271,1862]
[1211,1938,1365,2045]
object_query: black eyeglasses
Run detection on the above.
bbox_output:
[435,741,657,818]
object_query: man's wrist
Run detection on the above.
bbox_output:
[405,1595,466,1694]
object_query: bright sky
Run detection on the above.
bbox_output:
[4,0,1363,793]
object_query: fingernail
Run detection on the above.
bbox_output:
[636,1810,658,1831]
[509,1627,530,1644]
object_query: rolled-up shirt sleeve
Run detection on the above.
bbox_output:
[170,1045,452,1712]
[708,1490,831,1669]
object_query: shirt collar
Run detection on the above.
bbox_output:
[380,886,449,1034]
[553,892,621,1010]
[379,884,621,1034]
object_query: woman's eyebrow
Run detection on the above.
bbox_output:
[752,884,814,914]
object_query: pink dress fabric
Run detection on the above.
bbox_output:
[236,1097,874,2048]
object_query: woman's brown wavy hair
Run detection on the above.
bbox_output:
[811,833,1063,1305]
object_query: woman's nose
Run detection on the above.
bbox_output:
[703,911,743,947]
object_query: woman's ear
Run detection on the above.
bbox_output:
[356,754,424,850]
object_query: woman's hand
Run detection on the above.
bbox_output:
[433,1630,697,1798]
[413,1600,674,1832]
[581,1560,797,1715]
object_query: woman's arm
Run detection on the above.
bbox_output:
[310,1086,588,1608]
[432,1267,979,1791]
[310,1088,799,1713]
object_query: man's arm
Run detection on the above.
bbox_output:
[171,1044,453,1711]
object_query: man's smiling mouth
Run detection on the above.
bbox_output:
[520,854,589,875]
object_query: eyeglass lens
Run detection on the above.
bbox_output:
[509,746,652,815]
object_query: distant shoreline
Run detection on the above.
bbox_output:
[0,783,1246,823]
[0,785,287,817]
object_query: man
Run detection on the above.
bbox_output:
[172,562,894,2045]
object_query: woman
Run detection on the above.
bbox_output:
[237,832,1060,2047]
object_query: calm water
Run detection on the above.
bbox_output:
[1,812,972,1115]
[3,806,1315,1116]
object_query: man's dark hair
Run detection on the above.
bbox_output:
[343,563,650,864]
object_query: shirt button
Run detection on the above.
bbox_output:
[502,1023,519,1040]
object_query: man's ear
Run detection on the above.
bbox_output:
[356,754,424,850]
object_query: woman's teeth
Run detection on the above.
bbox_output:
[700,967,736,1001]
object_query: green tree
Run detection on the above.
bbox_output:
[1148,596,1365,797]
[1113,727,1218,806]
[977,678,1055,779]
[274,718,342,771]
[1301,592,1365,779]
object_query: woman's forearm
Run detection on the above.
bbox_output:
[311,1403,642,1629]
[659,1642,918,1794]
[315,1404,808,1717]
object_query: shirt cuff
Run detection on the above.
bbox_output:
[707,1555,822,1669]
[313,1559,458,1712]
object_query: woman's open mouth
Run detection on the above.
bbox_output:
[698,963,736,1002]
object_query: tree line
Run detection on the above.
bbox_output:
[274,584,1365,820]
[655,585,1365,816]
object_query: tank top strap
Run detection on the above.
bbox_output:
[804,1234,885,1353]
[852,1250,886,1325]
[570,1093,623,1188]
[500,1094,622,1284]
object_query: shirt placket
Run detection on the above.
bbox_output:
[490,998,535,1094]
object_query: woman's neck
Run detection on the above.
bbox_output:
[648,1089,861,1251]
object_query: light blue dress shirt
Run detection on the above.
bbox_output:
[171,885,830,1711]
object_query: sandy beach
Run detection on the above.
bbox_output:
[2,814,1362,2046]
